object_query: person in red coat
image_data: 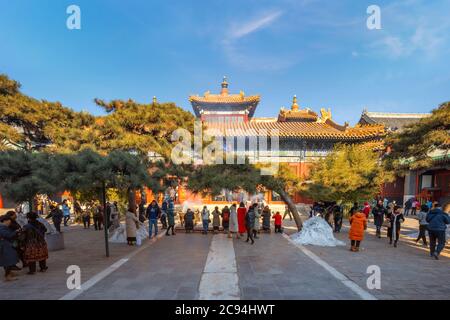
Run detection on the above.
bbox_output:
[362,202,371,219]
[273,212,283,233]
[237,202,247,236]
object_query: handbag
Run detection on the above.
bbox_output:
[382,220,390,228]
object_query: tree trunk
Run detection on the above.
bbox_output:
[277,189,303,231]
[127,187,136,213]
[28,197,34,214]
[140,188,147,205]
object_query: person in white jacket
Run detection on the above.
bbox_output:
[228,204,239,239]
[125,208,139,246]
[201,206,210,235]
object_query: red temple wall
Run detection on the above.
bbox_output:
[434,170,449,197]
[380,176,405,202]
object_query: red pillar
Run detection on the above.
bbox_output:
[0,193,3,209]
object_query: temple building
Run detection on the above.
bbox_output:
[178,78,386,205]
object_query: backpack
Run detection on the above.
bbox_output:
[223,211,230,222]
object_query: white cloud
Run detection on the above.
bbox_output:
[368,0,450,60]
[227,10,283,41]
[220,9,298,71]
[381,36,408,57]
[373,25,446,59]
[411,25,445,58]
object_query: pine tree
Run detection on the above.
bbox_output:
[302,144,393,204]
[0,74,94,152]
[0,150,64,207]
[384,102,450,173]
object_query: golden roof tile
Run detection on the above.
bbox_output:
[204,121,386,141]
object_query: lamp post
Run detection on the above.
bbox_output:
[102,181,110,257]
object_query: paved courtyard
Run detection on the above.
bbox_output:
[1,216,449,300]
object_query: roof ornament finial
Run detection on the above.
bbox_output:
[220,76,229,95]
[152,96,157,104]
[292,95,299,111]
[221,76,228,88]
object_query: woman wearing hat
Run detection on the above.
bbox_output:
[22,212,49,274]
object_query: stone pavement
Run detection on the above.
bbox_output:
[77,232,212,300]
[75,231,360,300]
[283,216,450,300]
[1,216,449,300]
[234,232,361,300]
[0,223,151,299]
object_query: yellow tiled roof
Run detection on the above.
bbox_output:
[205,121,386,140]
[189,94,260,104]
[278,109,318,121]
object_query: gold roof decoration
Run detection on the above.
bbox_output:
[221,76,229,95]
[320,108,332,122]
[189,77,260,104]
[292,95,299,111]
[278,95,318,122]
[152,96,157,104]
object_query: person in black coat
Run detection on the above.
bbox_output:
[372,200,387,238]
[333,205,343,233]
[46,204,63,233]
[5,211,24,270]
[245,204,257,244]
[388,206,405,247]
[0,215,20,281]
[184,209,195,233]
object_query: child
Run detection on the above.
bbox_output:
[273,211,283,233]
[349,210,367,252]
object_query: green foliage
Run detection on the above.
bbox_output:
[384,102,450,172]
[59,149,152,196]
[0,74,95,151]
[0,150,63,202]
[186,159,302,198]
[0,149,153,206]
[302,144,393,203]
[0,74,21,96]
[0,75,195,158]
[187,160,261,196]
[91,99,195,158]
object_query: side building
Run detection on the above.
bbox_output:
[358,110,449,206]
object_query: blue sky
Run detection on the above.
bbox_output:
[1,0,449,125]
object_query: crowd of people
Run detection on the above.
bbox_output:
[339,199,449,259]
[122,198,289,246]
[42,199,121,233]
